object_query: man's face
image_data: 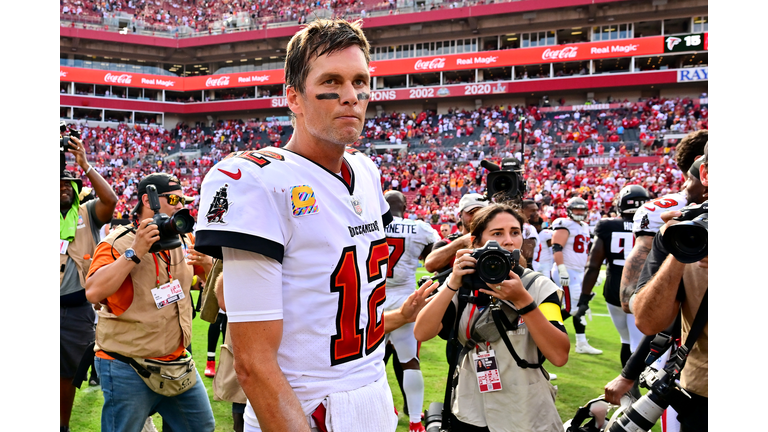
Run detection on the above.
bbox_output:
[684,175,707,204]
[440,225,450,237]
[143,183,184,217]
[288,45,370,149]
[460,206,481,233]
[523,203,539,223]
[60,180,75,207]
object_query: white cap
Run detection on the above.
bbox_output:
[456,193,488,218]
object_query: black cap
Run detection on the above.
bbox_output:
[61,169,83,194]
[132,173,184,216]
[137,173,183,200]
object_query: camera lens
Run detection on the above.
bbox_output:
[477,252,509,284]
[663,220,707,264]
[168,209,195,235]
[491,176,514,194]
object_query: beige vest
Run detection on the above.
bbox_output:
[95,225,193,358]
[451,270,564,432]
[680,264,708,398]
[60,205,97,287]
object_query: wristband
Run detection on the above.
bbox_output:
[445,283,458,292]
[517,300,538,315]
[84,165,93,175]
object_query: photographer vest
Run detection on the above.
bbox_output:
[95,225,193,359]
[680,264,708,398]
[60,205,97,289]
[450,269,563,432]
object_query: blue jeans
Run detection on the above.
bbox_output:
[95,356,215,432]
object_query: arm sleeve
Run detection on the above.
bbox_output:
[222,247,283,323]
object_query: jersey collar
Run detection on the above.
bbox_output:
[282,148,356,195]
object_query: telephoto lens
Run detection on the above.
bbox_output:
[424,402,444,432]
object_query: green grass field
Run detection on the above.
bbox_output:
[71,267,660,432]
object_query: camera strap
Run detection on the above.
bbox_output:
[665,289,707,381]
[440,297,469,432]
[109,225,137,260]
[491,302,545,370]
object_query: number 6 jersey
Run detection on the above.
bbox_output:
[551,217,591,270]
[195,147,393,403]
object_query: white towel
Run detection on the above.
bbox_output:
[325,375,397,432]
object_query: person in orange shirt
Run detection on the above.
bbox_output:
[85,173,215,432]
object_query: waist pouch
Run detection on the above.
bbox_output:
[104,350,197,397]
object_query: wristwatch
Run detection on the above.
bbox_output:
[124,248,141,264]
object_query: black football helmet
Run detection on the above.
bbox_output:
[566,197,589,222]
[617,185,651,216]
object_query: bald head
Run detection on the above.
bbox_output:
[385,190,406,218]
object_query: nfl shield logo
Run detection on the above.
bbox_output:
[351,196,363,216]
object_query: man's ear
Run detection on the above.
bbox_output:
[700,163,708,187]
[286,86,303,117]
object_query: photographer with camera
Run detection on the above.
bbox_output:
[85,173,214,432]
[626,143,709,432]
[415,203,569,432]
[60,128,117,432]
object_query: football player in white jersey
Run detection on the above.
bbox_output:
[382,191,440,432]
[619,129,708,313]
[194,20,426,432]
[520,200,541,269]
[551,197,603,354]
[533,227,553,275]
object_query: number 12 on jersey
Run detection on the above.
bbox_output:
[330,239,389,366]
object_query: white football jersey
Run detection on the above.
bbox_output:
[551,217,591,270]
[385,216,440,292]
[194,147,392,403]
[534,228,553,267]
[523,222,540,265]
[632,192,688,237]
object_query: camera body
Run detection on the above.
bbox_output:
[483,158,526,202]
[60,121,81,172]
[145,184,196,253]
[460,240,523,306]
[662,201,708,263]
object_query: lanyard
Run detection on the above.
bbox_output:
[151,252,172,287]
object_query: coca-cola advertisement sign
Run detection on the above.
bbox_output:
[414,58,446,71]
[541,47,578,60]
[205,76,231,87]
[104,73,133,84]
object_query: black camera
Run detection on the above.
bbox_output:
[481,158,526,202]
[146,184,196,253]
[607,366,680,432]
[662,201,708,264]
[60,121,81,172]
[460,240,524,306]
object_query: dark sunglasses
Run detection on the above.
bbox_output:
[159,193,186,206]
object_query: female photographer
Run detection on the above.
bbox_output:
[414,203,569,432]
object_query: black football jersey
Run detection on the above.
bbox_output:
[593,217,635,306]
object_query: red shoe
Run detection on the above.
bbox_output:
[409,421,425,432]
[204,360,216,377]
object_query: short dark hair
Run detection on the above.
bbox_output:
[675,130,707,174]
[469,203,526,247]
[284,19,371,96]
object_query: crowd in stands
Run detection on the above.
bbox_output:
[60,0,505,33]
[61,0,366,32]
[66,95,705,227]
